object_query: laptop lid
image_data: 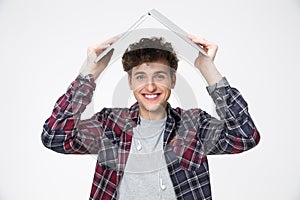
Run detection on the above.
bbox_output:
[94,9,208,63]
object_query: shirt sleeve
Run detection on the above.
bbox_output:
[41,74,104,154]
[198,77,260,155]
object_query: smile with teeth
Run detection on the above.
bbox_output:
[143,93,160,100]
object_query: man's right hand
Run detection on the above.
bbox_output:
[81,36,119,80]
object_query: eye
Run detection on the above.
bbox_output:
[135,75,146,81]
[154,74,166,81]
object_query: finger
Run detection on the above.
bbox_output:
[187,34,205,41]
[187,34,195,39]
[188,35,218,52]
[188,35,219,62]
[89,43,110,51]
[87,46,108,57]
[103,35,120,45]
[187,35,208,46]
[88,35,120,53]
[187,34,197,39]
[94,35,119,50]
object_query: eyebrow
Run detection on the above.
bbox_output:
[133,72,146,76]
[154,71,169,75]
[133,71,169,76]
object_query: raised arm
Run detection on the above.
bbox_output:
[81,36,118,79]
[187,34,222,86]
[187,35,260,154]
[41,37,118,154]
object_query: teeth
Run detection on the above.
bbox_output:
[145,94,158,99]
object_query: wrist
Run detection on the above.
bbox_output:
[81,68,103,80]
[196,63,222,86]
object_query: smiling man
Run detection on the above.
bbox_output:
[129,62,173,119]
[41,36,260,200]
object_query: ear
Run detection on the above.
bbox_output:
[171,73,176,89]
[128,74,133,90]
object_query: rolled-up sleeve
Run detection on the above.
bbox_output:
[41,74,104,154]
[199,77,260,155]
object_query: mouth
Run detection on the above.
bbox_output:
[142,93,161,101]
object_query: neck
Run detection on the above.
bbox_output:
[139,106,167,120]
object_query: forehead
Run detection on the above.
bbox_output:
[131,62,171,75]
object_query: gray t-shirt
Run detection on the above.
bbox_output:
[117,116,177,200]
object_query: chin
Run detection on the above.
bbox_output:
[147,104,163,111]
[144,103,167,112]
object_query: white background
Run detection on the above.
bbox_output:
[1,0,300,199]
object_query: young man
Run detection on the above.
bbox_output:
[41,35,260,200]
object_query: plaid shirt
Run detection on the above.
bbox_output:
[42,74,260,200]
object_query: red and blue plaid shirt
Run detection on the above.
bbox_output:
[42,74,260,200]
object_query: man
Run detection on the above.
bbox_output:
[41,35,260,200]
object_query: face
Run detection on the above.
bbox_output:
[128,61,176,119]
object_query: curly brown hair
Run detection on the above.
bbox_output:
[122,37,179,74]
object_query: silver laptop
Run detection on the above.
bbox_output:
[94,9,208,63]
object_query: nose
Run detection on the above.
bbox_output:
[145,79,157,92]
